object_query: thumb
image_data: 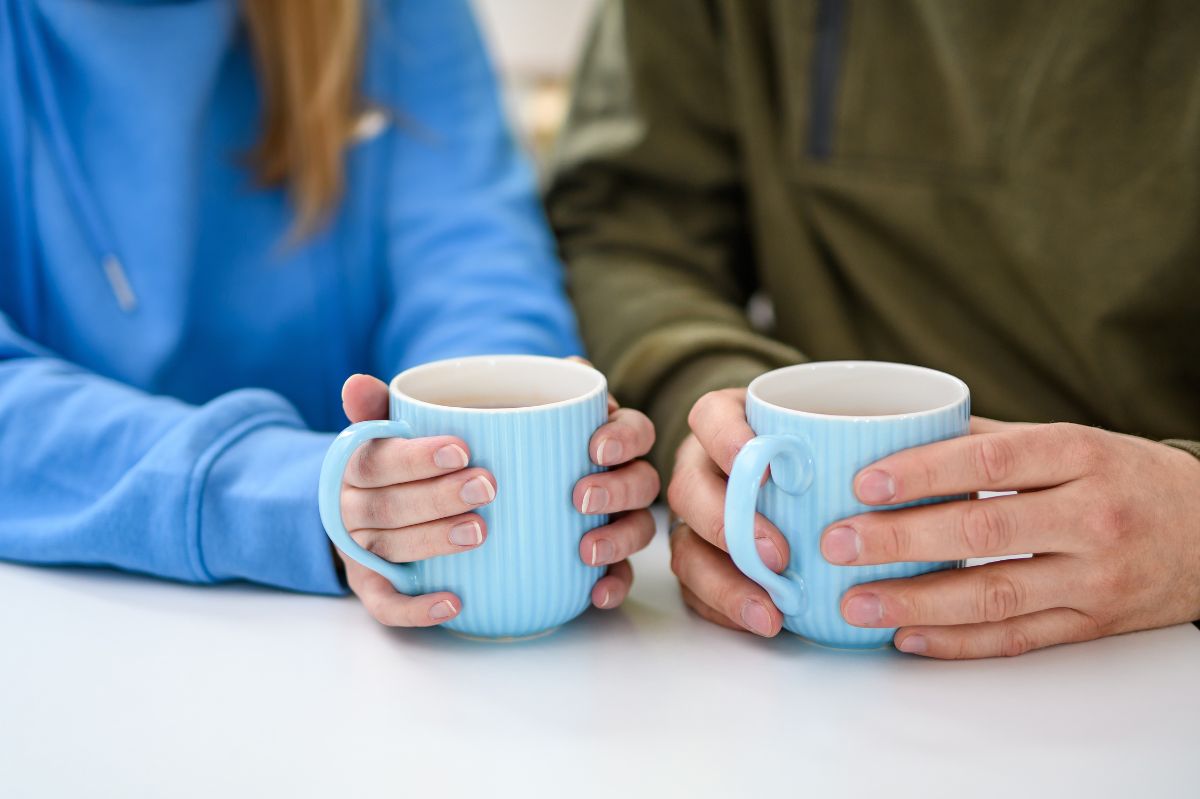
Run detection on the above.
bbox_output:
[341,374,390,423]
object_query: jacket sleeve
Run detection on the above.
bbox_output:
[372,0,582,376]
[1164,440,1200,461]
[0,312,344,594]
[545,0,803,481]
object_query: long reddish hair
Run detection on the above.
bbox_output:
[241,0,363,233]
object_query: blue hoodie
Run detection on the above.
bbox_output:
[0,0,582,594]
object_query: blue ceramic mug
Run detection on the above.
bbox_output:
[725,361,970,648]
[318,355,608,640]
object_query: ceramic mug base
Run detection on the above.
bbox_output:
[445,626,562,644]
[795,634,893,652]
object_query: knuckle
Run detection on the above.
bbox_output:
[1086,497,1129,545]
[668,533,690,579]
[361,490,393,527]
[973,435,1017,485]
[874,517,910,561]
[979,573,1024,623]
[1062,425,1106,473]
[999,624,1035,658]
[666,474,687,515]
[709,517,728,550]
[348,445,378,485]
[688,392,718,432]
[961,501,1014,556]
[366,598,398,626]
[635,461,663,502]
[1089,562,1129,599]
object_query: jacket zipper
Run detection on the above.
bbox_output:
[808,0,848,160]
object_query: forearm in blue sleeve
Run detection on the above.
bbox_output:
[372,0,582,374]
[0,324,343,595]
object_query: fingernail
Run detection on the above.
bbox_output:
[429,600,457,621]
[434,444,468,469]
[843,593,884,626]
[740,599,774,636]
[597,587,614,609]
[581,486,609,514]
[590,538,616,565]
[754,536,785,572]
[823,526,861,564]
[448,521,482,547]
[857,470,896,503]
[596,438,624,466]
[460,476,495,506]
[897,634,927,654]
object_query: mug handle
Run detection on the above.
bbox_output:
[725,434,814,617]
[318,419,422,595]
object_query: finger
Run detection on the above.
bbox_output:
[840,556,1084,628]
[687,388,754,475]
[341,468,496,530]
[579,509,656,567]
[854,422,1102,504]
[894,607,1103,659]
[341,374,390,423]
[969,416,1034,435]
[590,408,656,466]
[574,460,660,515]
[667,436,790,571]
[668,524,783,637]
[821,490,1079,566]
[350,512,487,562]
[344,435,471,488]
[591,559,633,609]
[679,585,746,632]
[344,561,461,627]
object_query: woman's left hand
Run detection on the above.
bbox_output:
[572,391,660,609]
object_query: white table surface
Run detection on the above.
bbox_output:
[2,511,1198,799]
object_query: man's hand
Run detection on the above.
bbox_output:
[667,388,790,637]
[667,388,1200,657]
[823,417,1200,658]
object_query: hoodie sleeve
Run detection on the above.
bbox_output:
[370,0,583,375]
[0,312,344,594]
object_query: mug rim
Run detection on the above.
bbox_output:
[748,360,969,421]
[389,354,607,415]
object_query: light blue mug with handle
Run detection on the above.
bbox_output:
[318,355,608,640]
[725,361,970,649]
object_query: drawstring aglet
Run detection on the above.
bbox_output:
[102,255,138,312]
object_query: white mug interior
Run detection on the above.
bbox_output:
[390,355,606,412]
[750,361,969,419]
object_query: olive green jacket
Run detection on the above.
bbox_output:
[547,0,1200,480]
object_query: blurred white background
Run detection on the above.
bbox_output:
[470,0,600,161]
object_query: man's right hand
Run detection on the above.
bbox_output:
[666,388,790,637]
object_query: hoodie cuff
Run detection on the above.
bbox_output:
[197,423,346,595]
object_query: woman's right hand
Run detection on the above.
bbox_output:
[335,373,496,627]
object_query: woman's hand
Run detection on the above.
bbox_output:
[337,373,493,627]
[335,369,659,627]
[571,390,659,610]
[823,417,1200,658]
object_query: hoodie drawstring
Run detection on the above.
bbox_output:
[14,1,137,312]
